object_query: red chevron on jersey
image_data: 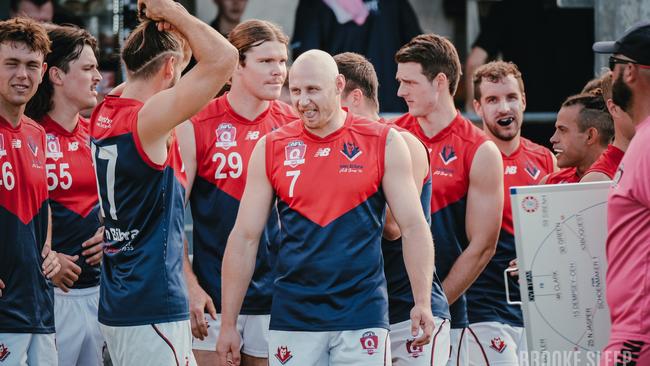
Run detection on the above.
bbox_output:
[0,116,48,224]
[266,113,388,227]
[545,167,580,184]
[584,144,624,179]
[191,95,296,201]
[501,138,554,234]
[393,112,488,213]
[41,115,98,218]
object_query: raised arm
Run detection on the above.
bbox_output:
[216,137,275,365]
[441,141,503,305]
[382,129,435,346]
[137,0,237,148]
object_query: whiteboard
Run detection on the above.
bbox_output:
[511,182,611,365]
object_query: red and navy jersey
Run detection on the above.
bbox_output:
[0,116,53,333]
[89,96,188,326]
[545,167,580,184]
[266,113,390,331]
[584,144,624,180]
[394,112,488,329]
[380,124,450,324]
[189,95,296,315]
[41,115,101,289]
[467,137,554,326]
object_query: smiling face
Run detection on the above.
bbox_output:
[550,105,589,168]
[289,52,344,132]
[0,41,45,108]
[234,40,287,101]
[474,74,526,142]
[56,44,101,111]
[396,62,439,118]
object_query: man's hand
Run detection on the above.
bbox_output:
[508,258,518,277]
[188,282,217,340]
[41,244,61,279]
[81,227,105,266]
[409,304,435,347]
[51,254,81,292]
[216,326,242,366]
[138,0,181,24]
[0,278,4,297]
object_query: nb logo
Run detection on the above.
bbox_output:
[314,147,330,157]
[68,142,79,151]
[245,131,260,140]
[505,166,517,175]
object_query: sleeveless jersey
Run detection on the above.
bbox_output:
[41,115,101,289]
[0,115,52,333]
[467,137,554,326]
[189,95,296,314]
[265,113,390,331]
[584,144,624,180]
[381,124,450,324]
[545,167,580,184]
[394,112,488,329]
[89,96,188,326]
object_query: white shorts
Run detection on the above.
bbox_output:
[192,314,269,358]
[466,322,527,365]
[0,333,57,366]
[54,286,104,366]
[447,328,468,366]
[100,320,196,366]
[390,317,451,365]
[268,328,390,366]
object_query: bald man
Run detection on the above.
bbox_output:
[216,50,436,366]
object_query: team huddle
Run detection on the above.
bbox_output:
[1,0,649,365]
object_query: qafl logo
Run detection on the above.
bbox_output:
[46,134,63,160]
[0,133,6,159]
[284,140,306,168]
[360,331,379,355]
[215,123,237,150]
[406,339,423,358]
[521,195,539,213]
[274,346,293,365]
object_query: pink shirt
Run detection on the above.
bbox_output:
[606,115,650,341]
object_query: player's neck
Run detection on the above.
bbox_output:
[49,95,80,133]
[306,108,346,138]
[121,79,160,104]
[353,106,380,122]
[416,97,457,138]
[612,128,630,152]
[631,94,650,127]
[492,134,521,157]
[577,146,606,177]
[0,98,24,127]
[226,88,270,121]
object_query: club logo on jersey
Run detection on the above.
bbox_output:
[245,131,260,140]
[439,145,457,165]
[405,339,423,358]
[0,343,10,361]
[284,140,306,167]
[27,137,39,157]
[0,134,6,159]
[341,142,362,161]
[215,123,237,150]
[489,337,507,353]
[521,195,539,213]
[274,346,293,364]
[525,161,541,180]
[360,331,379,355]
[46,134,63,160]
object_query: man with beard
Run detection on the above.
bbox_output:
[580,71,635,182]
[466,61,555,365]
[541,90,613,184]
[593,21,650,365]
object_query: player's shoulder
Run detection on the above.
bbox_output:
[391,112,417,129]
[190,96,227,124]
[348,114,388,138]
[21,116,46,136]
[267,119,303,142]
[269,100,299,122]
[453,114,488,145]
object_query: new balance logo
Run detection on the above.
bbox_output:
[314,147,331,157]
[245,131,260,140]
[505,166,517,175]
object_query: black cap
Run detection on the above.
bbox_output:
[593,20,650,65]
